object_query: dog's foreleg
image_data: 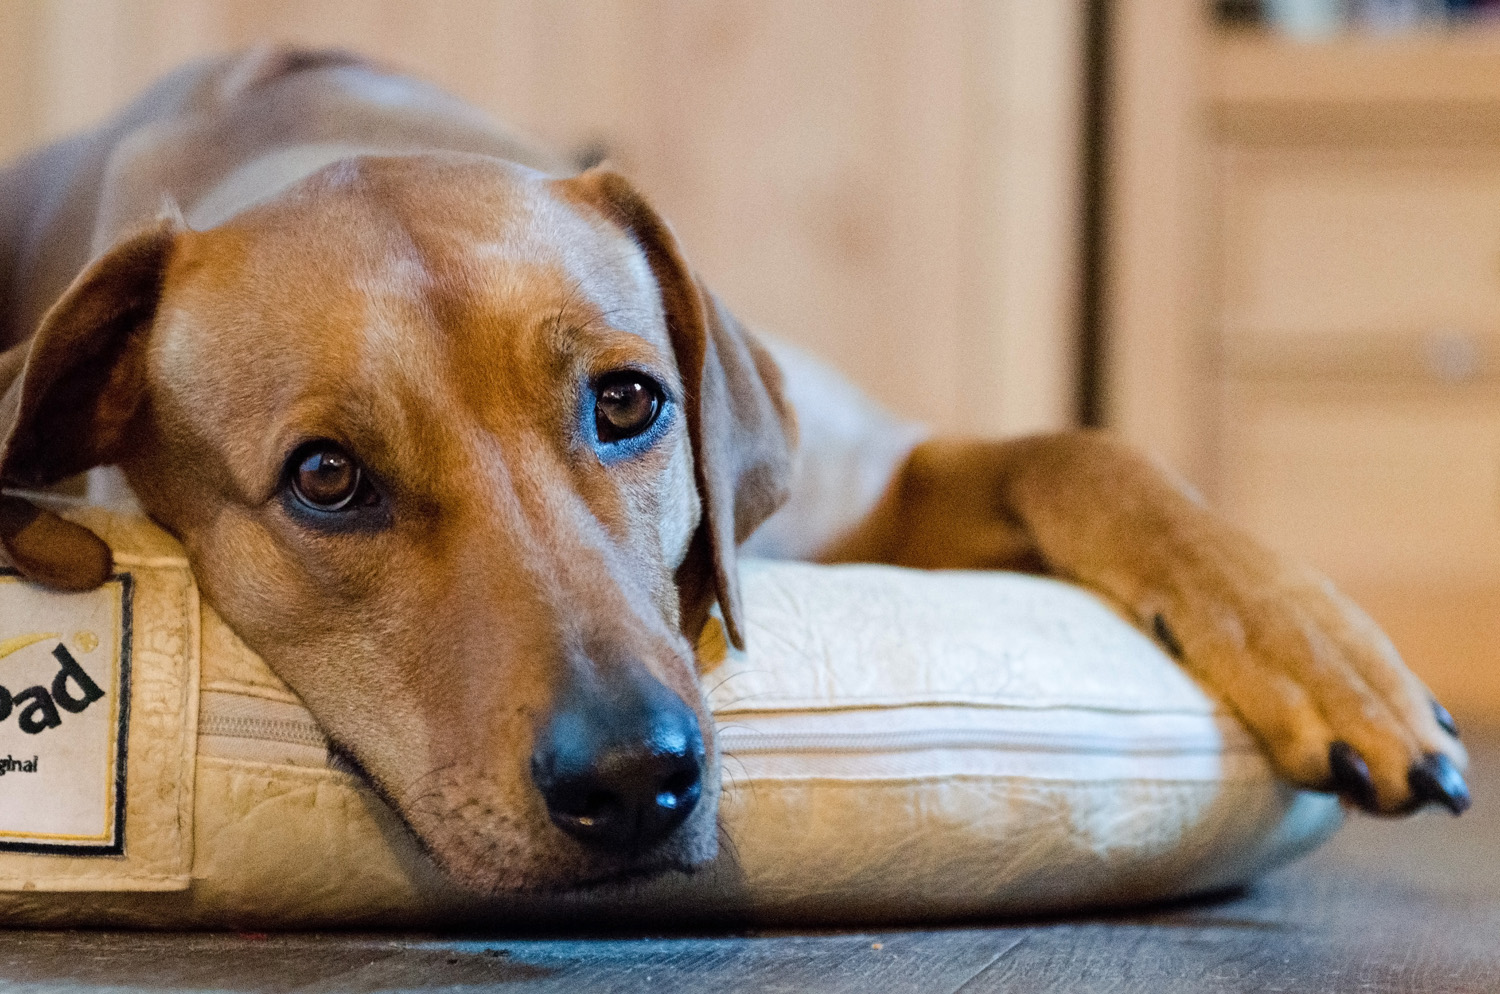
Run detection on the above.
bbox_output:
[825,430,1469,816]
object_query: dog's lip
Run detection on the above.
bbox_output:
[326,739,379,788]
[513,843,710,895]
[429,826,711,898]
[551,861,694,893]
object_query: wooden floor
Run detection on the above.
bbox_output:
[3,737,1497,993]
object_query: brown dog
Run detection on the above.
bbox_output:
[0,47,1469,894]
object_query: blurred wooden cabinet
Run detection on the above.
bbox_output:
[1213,36,1500,718]
[1109,12,1500,717]
[0,0,1087,438]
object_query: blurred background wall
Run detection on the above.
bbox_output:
[4,0,1500,724]
[0,0,1086,441]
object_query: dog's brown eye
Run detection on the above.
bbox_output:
[595,373,662,443]
[292,444,362,511]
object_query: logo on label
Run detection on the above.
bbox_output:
[0,572,132,856]
[0,641,107,735]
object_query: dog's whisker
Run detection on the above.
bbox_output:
[714,820,744,869]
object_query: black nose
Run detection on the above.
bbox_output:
[531,668,705,852]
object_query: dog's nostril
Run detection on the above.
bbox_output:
[553,788,621,828]
[659,769,699,808]
[580,791,615,820]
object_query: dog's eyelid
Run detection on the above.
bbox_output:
[580,334,681,397]
[278,435,384,477]
[590,366,677,408]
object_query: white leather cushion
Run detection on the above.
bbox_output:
[667,560,1341,921]
[0,511,1340,927]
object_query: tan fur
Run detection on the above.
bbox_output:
[0,47,1466,893]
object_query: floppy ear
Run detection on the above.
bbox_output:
[0,219,178,589]
[555,169,797,648]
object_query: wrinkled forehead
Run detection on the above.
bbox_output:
[151,154,671,441]
[171,154,665,345]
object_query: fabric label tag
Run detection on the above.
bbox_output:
[0,571,131,856]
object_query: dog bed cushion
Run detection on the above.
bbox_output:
[0,508,1341,927]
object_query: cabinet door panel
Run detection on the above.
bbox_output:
[1221,388,1500,585]
[1223,151,1500,341]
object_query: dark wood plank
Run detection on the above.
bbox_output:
[0,930,1027,993]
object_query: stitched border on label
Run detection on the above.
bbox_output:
[0,571,133,857]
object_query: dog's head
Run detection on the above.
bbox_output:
[0,154,796,891]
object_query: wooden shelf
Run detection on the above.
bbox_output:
[1212,28,1500,108]
[1210,28,1500,142]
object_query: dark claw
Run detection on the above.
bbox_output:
[1328,741,1378,812]
[1432,700,1460,739]
[1152,614,1183,659]
[1408,753,1471,816]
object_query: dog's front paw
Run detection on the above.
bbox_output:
[1144,537,1469,816]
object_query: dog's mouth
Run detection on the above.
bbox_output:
[327,739,388,799]
[324,738,720,894]
[540,849,711,894]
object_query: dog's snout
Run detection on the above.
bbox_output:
[531,668,705,852]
